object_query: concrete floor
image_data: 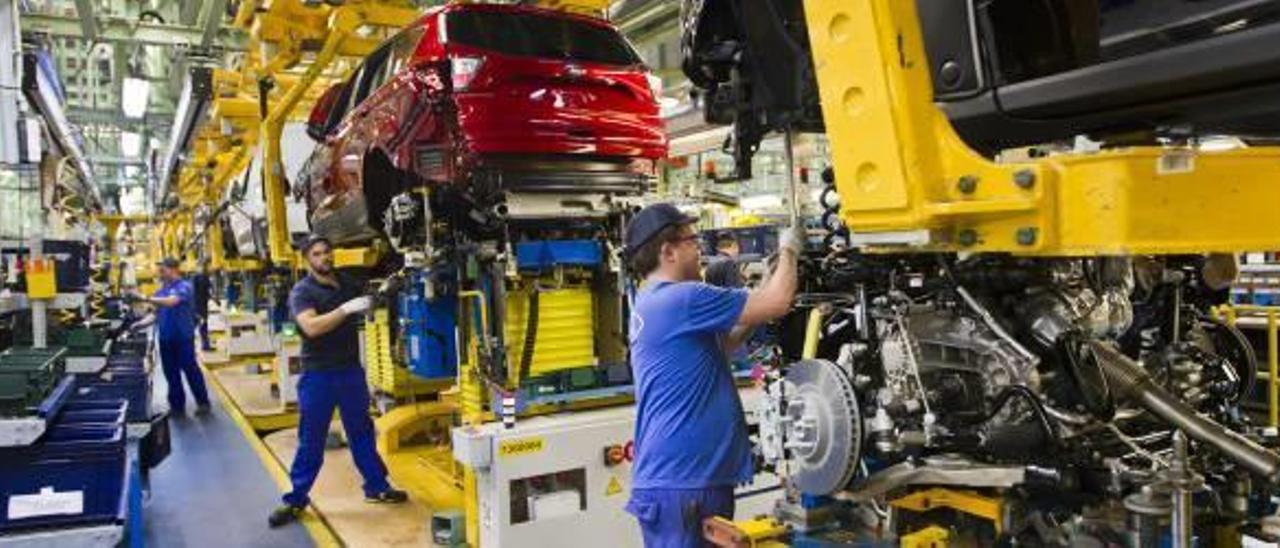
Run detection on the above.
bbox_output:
[141,361,312,548]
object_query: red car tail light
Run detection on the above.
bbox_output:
[450,56,484,90]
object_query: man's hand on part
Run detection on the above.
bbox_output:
[338,296,372,316]
[778,226,806,256]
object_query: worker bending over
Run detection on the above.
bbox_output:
[622,204,801,547]
[145,257,211,417]
[269,236,407,528]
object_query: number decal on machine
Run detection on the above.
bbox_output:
[498,437,545,458]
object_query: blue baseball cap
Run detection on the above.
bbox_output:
[623,203,698,258]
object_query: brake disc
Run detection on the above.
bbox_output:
[782,359,862,495]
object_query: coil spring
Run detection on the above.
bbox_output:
[88,256,109,324]
[819,167,849,250]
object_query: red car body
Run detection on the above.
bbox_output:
[301,3,667,243]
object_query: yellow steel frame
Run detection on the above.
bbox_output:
[891,488,1004,535]
[374,402,464,510]
[259,2,419,266]
[1215,304,1280,428]
[150,1,417,272]
[900,526,950,548]
[532,0,612,17]
[703,516,790,548]
[806,0,1280,255]
[333,246,383,268]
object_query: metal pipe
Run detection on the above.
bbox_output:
[1091,341,1280,481]
[1269,311,1278,428]
[783,130,801,228]
[30,237,46,349]
[1170,431,1193,548]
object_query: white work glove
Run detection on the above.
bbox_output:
[778,226,806,256]
[338,296,372,316]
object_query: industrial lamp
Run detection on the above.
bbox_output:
[121,77,151,119]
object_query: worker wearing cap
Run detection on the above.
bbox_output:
[269,235,407,528]
[622,204,802,547]
[147,257,211,416]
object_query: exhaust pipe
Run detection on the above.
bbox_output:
[1090,341,1280,482]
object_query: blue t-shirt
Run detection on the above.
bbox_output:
[154,278,196,342]
[288,274,363,371]
[629,280,751,489]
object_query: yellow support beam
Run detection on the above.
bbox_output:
[702,516,790,548]
[805,0,1280,255]
[900,526,950,548]
[532,0,611,17]
[260,2,419,266]
[210,98,259,122]
[333,246,382,268]
[891,488,1004,535]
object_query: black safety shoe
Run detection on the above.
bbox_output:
[194,404,212,417]
[268,504,304,528]
[365,488,409,504]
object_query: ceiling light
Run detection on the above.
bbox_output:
[121,77,151,119]
[740,194,782,211]
[1198,136,1245,152]
[121,131,142,158]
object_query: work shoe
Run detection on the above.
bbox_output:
[194,404,212,417]
[365,488,409,504]
[268,504,304,528]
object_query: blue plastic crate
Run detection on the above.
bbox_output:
[109,331,150,354]
[71,372,149,423]
[41,424,125,455]
[0,432,128,532]
[515,240,601,270]
[106,355,145,370]
[61,400,128,413]
[56,400,127,428]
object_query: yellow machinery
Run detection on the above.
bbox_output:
[504,287,598,379]
[807,0,1280,256]
[702,516,791,548]
[365,308,450,396]
[673,0,1280,546]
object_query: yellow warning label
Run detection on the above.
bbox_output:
[605,476,623,497]
[498,437,545,458]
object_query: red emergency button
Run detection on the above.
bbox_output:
[604,445,626,466]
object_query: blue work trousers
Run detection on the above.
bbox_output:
[198,316,212,351]
[158,336,210,414]
[282,367,390,507]
[627,487,735,548]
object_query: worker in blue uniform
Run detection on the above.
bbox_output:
[621,204,801,547]
[145,257,211,417]
[269,236,408,528]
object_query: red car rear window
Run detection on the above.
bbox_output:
[447,10,641,67]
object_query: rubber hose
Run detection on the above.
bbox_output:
[518,289,539,382]
[970,384,1060,449]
